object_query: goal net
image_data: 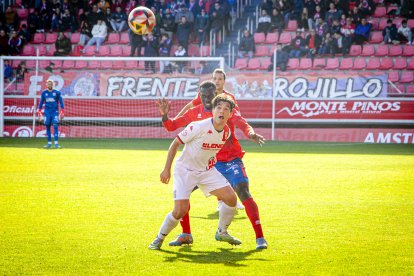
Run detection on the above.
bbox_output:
[0,56,224,139]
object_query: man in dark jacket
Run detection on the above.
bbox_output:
[176,16,192,51]
[382,19,399,44]
[238,29,255,58]
[54,32,72,56]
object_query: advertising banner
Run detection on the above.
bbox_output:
[24,71,389,99]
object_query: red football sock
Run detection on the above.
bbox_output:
[243,197,264,239]
[180,204,191,234]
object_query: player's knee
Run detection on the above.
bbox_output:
[234,182,251,202]
[223,192,237,207]
[172,202,189,219]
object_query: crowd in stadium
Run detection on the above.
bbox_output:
[1,0,414,77]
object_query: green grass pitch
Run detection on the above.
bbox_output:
[1,138,413,275]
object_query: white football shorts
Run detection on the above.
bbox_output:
[172,164,230,200]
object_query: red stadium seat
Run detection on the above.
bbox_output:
[399,72,414,83]
[361,45,375,56]
[39,60,50,68]
[45,32,58,44]
[37,45,47,56]
[70,33,80,44]
[299,58,312,70]
[389,45,402,56]
[113,60,125,69]
[62,60,75,69]
[369,31,383,44]
[122,45,131,56]
[286,20,298,31]
[349,45,362,56]
[46,44,56,56]
[407,85,414,94]
[339,58,353,70]
[255,45,269,57]
[408,19,414,29]
[234,58,248,69]
[110,45,123,56]
[374,45,389,57]
[379,58,393,70]
[278,32,291,44]
[21,45,35,56]
[119,32,129,44]
[312,58,325,70]
[96,45,110,56]
[254,33,265,44]
[26,60,36,68]
[32,33,45,44]
[88,60,100,69]
[50,60,62,69]
[246,58,261,70]
[373,6,386,18]
[366,57,380,70]
[101,60,113,69]
[393,58,407,70]
[83,46,97,56]
[369,19,379,30]
[325,58,339,70]
[287,58,299,70]
[260,58,271,70]
[378,18,389,30]
[188,44,200,56]
[125,60,138,69]
[199,45,210,57]
[353,58,366,70]
[407,59,414,70]
[75,60,88,69]
[390,84,406,94]
[402,45,414,57]
[107,33,120,44]
[388,71,400,82]
[17,8,29,19]
[265,32,278,44]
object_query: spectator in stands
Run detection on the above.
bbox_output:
[39,10,52,32]
[400,0,414,19]
[97,0,111,12]
[330,31,345,55]
[50,7,62,32]
[8,30,22,55]
[238,29,254,58]
[305,29,321,58]
[103,8,114,32]
[54,32,72,56]
[325,2,341,26]
[4,60,13,81]
[270,8,285,34]
[15,61,28,82]
[340,17,355,54]
[256,9,272,35]
[79,13,92,46]
[61,8,78,32]
[354,17,372,45]
[125,0,138,15]
[189,0,202,18]
[316,17,328,39]
[298,7,310,31]
[0,30,9,55]
[109,6,127,33]
[398,20,413,45]
[209,1,226,35]
[28,9,41,34]
[349,6,363,25]
[159,33,172,73]
[160,8,176,40]
[45,62,55,73]
[339,14,346,27]
[151,6,163,38]
[274,0,294,27]
[175,4,194,23]
[304,0,316,19]
[176,16,192,51]
[18,24,31,45]
[358,0,374,18]
[82,19,107,54]
[268,45,289,72]
[289,30,308,58]
[329,18,341,35]
[5,7,18,31]
[382,19,399,44]
[172,44,187,73]
[88,5,103,27]
[309,5,324,31]
[143,32,158,73]
[129,29,143,57]
[261,0,273,16]
[318,32,332,55]
[195,60,210,74]
[194,9,209,46]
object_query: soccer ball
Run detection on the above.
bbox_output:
[128,6,156,35]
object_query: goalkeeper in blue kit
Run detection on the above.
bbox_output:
[36,79,65,148]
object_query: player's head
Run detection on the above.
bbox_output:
[199,80,216,111]
[212,68,226,93]
[46,79,54,90]
[212,94,235,123]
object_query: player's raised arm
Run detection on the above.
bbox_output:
[160,138,182,184]
[157,98,192,132]
[231,109,265,146]
[157,98,171,121]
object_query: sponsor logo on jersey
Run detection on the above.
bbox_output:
[207,156,217,170]
[202,143,223,149]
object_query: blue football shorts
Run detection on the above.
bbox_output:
[214,158,249,188]
[44,111,59,125]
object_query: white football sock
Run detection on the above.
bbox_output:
[218,203,236,233]
[157,212,179,240]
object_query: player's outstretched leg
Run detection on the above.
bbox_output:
[215,202,241,245]
[242,197,267,249]
[149,212,180,250]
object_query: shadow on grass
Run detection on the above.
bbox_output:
[160,247,268,267]
[1,138,414,155]
[191,211,248,221]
